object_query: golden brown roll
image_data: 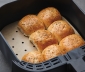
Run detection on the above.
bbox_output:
[18,15,45,36]
[42,44,61,61]
[29,30,58,52]
[48,20,75,42]
[59,34,85,54]
[37,7,62,28]
[22,51,44,64]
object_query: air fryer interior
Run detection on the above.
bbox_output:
[0,0,85,61]
[1,17,80,60]
[0,0,85,72]
[0,0,85,38]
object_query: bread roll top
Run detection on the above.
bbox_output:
[59,34,85,54]
[42,44,61,61]
[37,7,62,28]
[18,15,45,36]
[29,30,58,52]
[22,51,45,64]
[48,20,75,42]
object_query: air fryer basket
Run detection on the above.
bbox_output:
[0,0,85,72]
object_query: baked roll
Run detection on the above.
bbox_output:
[42,44,61,61]
[37,7,62,28]
[29,30,58,52]
[18,15,45,36]
[48,20,75,42]
[22,51,44,64]
[59,34,85,54]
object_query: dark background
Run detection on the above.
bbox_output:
[0,0,85,72]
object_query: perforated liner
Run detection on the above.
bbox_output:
[1,17,79,61]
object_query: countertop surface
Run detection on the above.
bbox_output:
[0,0,85,72]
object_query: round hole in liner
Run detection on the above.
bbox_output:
[16,54,18,55]
[12,38,14,40]
[12,46,14,48]
[22,42,24,44]
[16,31,18,32]
[24,49,27,51]
[33,45,35,47]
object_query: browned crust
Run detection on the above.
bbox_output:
[59,34,85,54]
[18,15,45,36]
[29,30,58,52]
[42,44,61,61]
[22,51,45,64]
[48,20,75,42]
[37,7,62,28]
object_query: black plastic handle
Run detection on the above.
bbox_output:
[67,56,85,72]
[12,57,67,72]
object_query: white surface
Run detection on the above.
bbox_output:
[0,0,16,7]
